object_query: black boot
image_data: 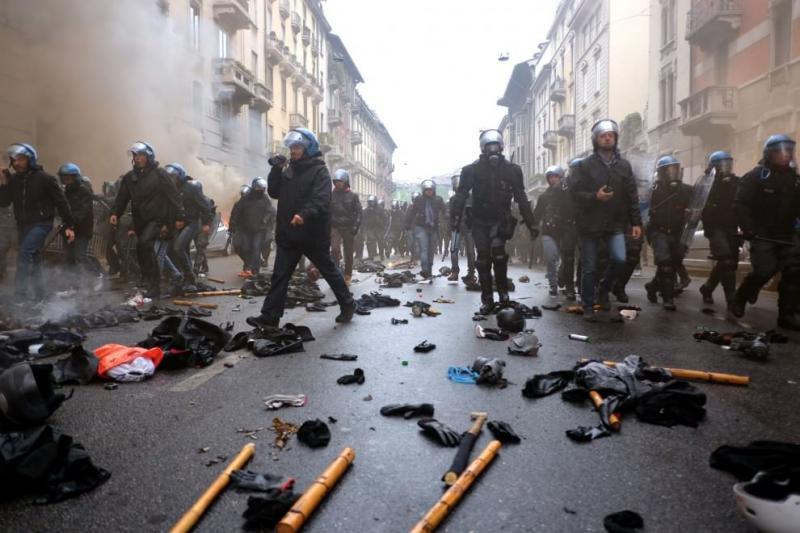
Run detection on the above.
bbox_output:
[447,268,459,282]
[478,296,495,315]
[777,313,800,331]
[644,280,658,303]
[492,255,509,303]
[660,268,677,311]
[335,302,356,323]
[548,282,558,297]
[477,268,495,314]
[699,284,714,305]
[727,296,746,319]
[719,270,737,305]
[565,282,576,301]
[612,284,629,303]
[246,313,280,328]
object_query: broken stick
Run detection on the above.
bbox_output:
[192,289,241,297]
[170,442,255,533]
[172,300,218,309]
[589,390,621,431]
[206,277,225,284]
[276,447,355,533]
[410,440,501,533]
[580,359,749,386]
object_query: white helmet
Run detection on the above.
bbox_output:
[733,472,800,533]
[479,130,504,154]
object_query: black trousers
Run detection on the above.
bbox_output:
[737,237,800,314]
[135,221,161,290]
[260,242,354,318]
[558,225,579,290]
[703,228,740,301]
[472,221,509,301]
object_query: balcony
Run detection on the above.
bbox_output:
[291,12,302,33]
[265,32,284,63]
[212,0,252,31]
[327,146,343,163]
[328,109,343,127]
[550,78,566,103]
[686,0,743,49]
[278,0,290,19]
[289,113,308,129]
[318,132,334,154]
[279,51,296,76]
[302,26,311,46]
[557,114,575,136]
[350,131,363,145]
[679,85,738,137]
[251,82,273,112]
[542,130,558,149]
[213,58,255,107]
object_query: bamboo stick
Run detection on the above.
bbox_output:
[172,300,218,309]
[206,277,226,284]
[410,440,501,533]
[580,359,749,386]
[276,447,356,533]
[192,289,242,297]
[589,390,621,430]
[170,443,255,533]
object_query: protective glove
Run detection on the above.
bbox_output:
[336,367,365,385]
[417,418,461,447]
[380,403,434,419]
[487,420,521,444]
[268,154,287,167]
[230,470,295,492]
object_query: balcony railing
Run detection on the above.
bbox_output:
[557,114,575,136]
[542,130,558,149]
[265,32,284,63]
[679,85,738,137]
[328,109,343,127]
[686,0,742,48]
[212,0,252,31]
[213,58,255,106]
[290,12,302,33]
[550,78,566,103]
[289,113,308,129]
[350,131,363,145]
[251,81,273,112]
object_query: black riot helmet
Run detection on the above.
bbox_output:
[707,151,734,176]
[656,155,682,184]
[496,307,525,333]
[367,195,378,207]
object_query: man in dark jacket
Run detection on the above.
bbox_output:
[386,200,405,257]
[730,134,800,330]
[644,156,693,310]
[235,177,271,277]
[406,180,446,279]
[247,128,355,328]
[698,151,740,306]
[569,120,642,319]
[451,130,537,313]
[0,205,14,282]
[57,163,100,286]
[1,143,75,300]
[330,169,362,284]
[362,195,387,260]
[447,175,476,282]
[164,163,213,291]
[110,141,184,298]
[228,185,251,273]
[533,165,566,296]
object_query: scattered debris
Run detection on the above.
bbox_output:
[447,366,478,384]
[474,324,509,341]
[518,275,530,283]
[336,368,365,385]
[568,333,591,343]
[263,394,307,410]
[205,455,229,467]
[508,331,541,356]
[432,297,454,304]
[297,419,331,448]
[414,341,436,353]
[269,418,298,450]
[603,510,644,533]
[542,303,561,311]
[391,318,408,325]
[362,394,373,401]
[320,353,358,361]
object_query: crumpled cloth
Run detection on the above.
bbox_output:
[263,394,307,410]
[356,292,401,314]
[138,317,230,368]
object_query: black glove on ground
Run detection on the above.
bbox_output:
[487,420,521,443]
[336,368,365,385]
[417,418,461,447]
[380,403,434,419]
[413,340,436,353]
[242,490,297,530]
[297,419,331,448]
[230,470,294,492]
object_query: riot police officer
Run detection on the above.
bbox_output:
[731,134,800,330]
[386,200,405,258]
[447,174,476,282]
[405,179,446,278]
[452,130,537,313]
[362,195,387,260]
[330,169,362,284]
[698,151,740,306]
[533,165,565,296]
[58,163,101,287]
[644,156,692,310]
[235,177,271,277]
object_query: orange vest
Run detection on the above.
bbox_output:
[95,344,164,378]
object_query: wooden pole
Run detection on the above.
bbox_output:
[410,440,501,533]
[589,390,621,430]
[192,289,242,297]
[172,300,218,309]
[170,443,255,533]
[580,359,749,386]
[276,447,356,533]
[206,277,226,284]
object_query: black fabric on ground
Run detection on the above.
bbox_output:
[0,424,110,504]
[377,270,417,288]
[561,387,590,403]
[50,347,98,385]
[413,341,436,353]
[355,259,386,273]
[138,317,230,368]
[0,363,67,428]
[380,403,434,419]
[242,272,324,308]
[305,302,327,312]
[487,420,520,443]
[355,292,401,314]
[522,370,574,398]
[336,368,365,385]
[634,380,706,427]
[0,326,88,370]
[185,306,212,318]
[140,305,182,321]
[603,510,644,533]
[223,332,249,352]
[232,323,314,358]
[566,425,610,443]
[476,326,509,341]
[230,470,293,492]
[709,441,800,481]
[742,468,800,501]
[320,353,358,361]
[297,419,331,448]
[46,305,140,331]
[508,331,540,356]
[242,489,298,531]
[417,418,461,447]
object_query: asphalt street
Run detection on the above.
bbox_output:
[1,254,798,533]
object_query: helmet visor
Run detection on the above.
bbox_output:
[592,119,618,136]
[768,141,795,157]
[7,144,31,160]
[129,142,150,156]
[715,159,733,175]
[252,178,267,191]
[660,165,680,181]
[283,131,307,150]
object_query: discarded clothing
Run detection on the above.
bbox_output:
[377,270,417,288]
[336,368,365,385]
[224,332,249,352]
[51,347,98,385]
[634,380,706,428]
[508,331,540,356]
[474,324,509,341]
[522,371,574,398]
[356,292,401,314]
[244,323,314,358]
[95,344,163,381]
[355,259,386,273]
[263,394,307,410]
[0,363,67,428]
[447,366,478,384]
[472,357,506,386]
[140,305,183,321]
[0,326,86,370]
[305,302,327,312]
[380,403,434,419]
[487,420,520,443]
[417,418,461,447]
[138,317,230,368]
[47,305,141,331]
[320,353,358,361]
[603,510,644,533]
[242,489,298,531]
[404,300,440,317]
[710,441,800,481]
[414,341,436,353]
[566,425,610,443]
[694,328,788,359]
[297,419,331,448]
[0,424,110,504]
[230,470,295,492]
[242,272,324,308]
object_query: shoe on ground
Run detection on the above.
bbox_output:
[662,299,677,311]
[335,302,356,323]
[728,298,745,319]
[612,287,629,303]
[447,271,459,282]
[478,301,495,315]
[699,284,714,305]
[246,313,280,329]
[645,282,658,303]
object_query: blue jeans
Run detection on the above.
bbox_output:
[541,235,560,286]
[241,231,266,273]
[171,220,200,283]
[155,239,182,283]
[16,222,53,299]
[414,226,435,275]
[580,232,626,309]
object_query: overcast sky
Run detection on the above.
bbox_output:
[323,0,559,183]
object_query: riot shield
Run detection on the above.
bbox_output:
[680,168,716,249]
[627,152,658,227]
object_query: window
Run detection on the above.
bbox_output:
[251,51,258,73]
[582,64,590,102]
[660,0,676,46]
[294,87,300,113]
[218,28,230,58]
[592,58,599,93]
[773,0,792,67]
[267,124,274,150]
[219,100,233,146]
[281,77,287,110]
[189,3,200,51]
[248,108,262,149]
[659,70,676,122]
